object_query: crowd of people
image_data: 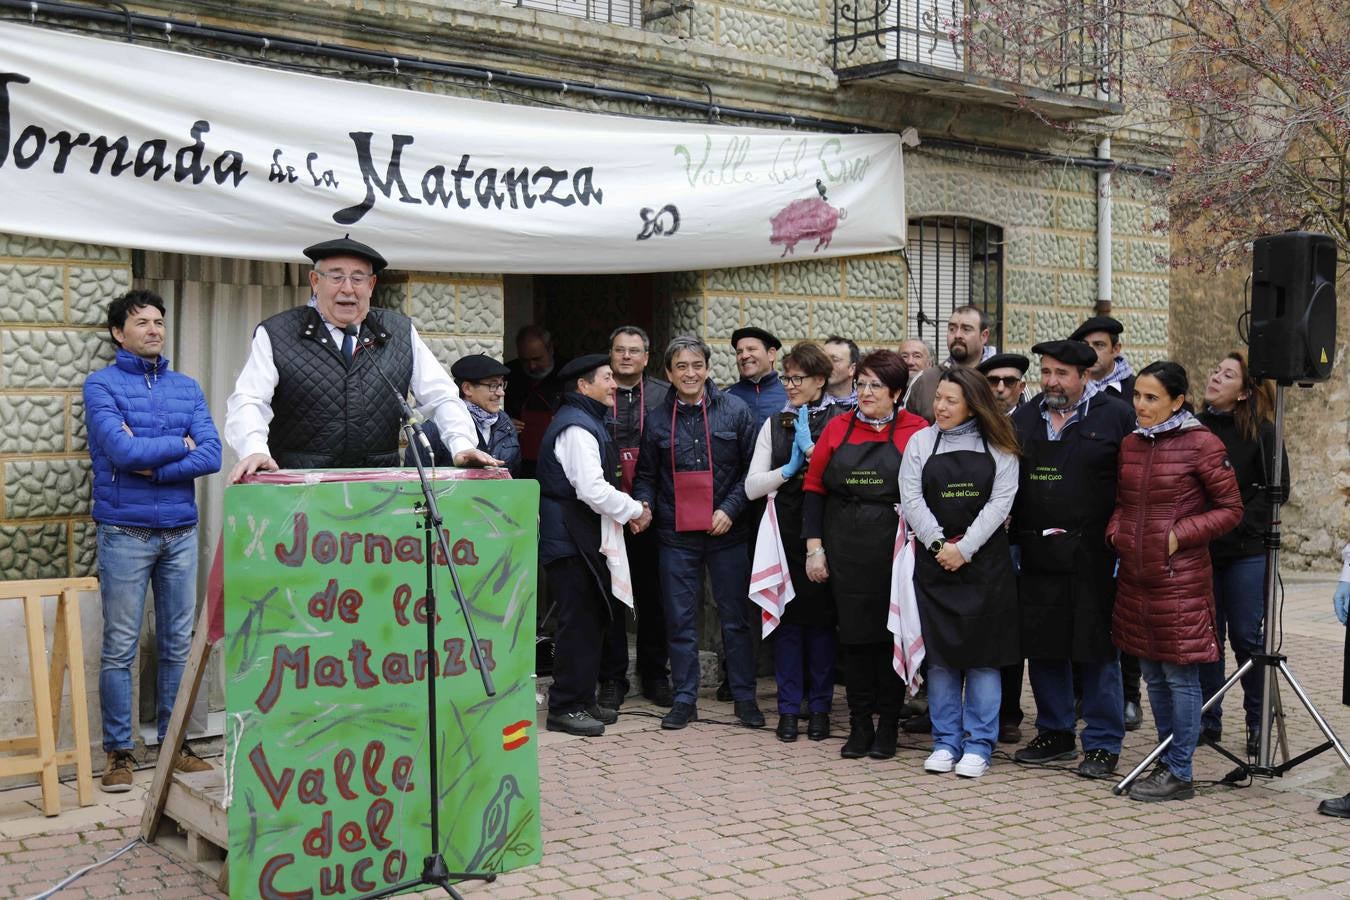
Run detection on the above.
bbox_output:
[82,234,1349,816]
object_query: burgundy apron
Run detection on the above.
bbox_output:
[671,397,714,532]
[617,380,645,494]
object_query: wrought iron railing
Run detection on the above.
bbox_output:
[829,0,1123,107]
[509,0,644,28]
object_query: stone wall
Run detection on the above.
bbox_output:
[0,234,126,580]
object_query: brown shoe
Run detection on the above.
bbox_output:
[100,750,136,793]
[172,744,213,774]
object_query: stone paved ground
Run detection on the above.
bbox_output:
[3,575,1348,898]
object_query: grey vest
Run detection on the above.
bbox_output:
[261,305,414,469]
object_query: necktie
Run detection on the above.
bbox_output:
[341,325,358,366]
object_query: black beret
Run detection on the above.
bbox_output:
[557,353,611,382]
[730,327,782,351]
[450,354,510,383]
[1068,315,1123,342]
[303,235,388,273]
[976,353,1030,376]
[1032,340,1098,369]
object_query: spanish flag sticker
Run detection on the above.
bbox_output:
[502,719,532,751]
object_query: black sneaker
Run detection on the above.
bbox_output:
[546,709,605,737]
[597,680,626,712]
[640,678,674,707]
[1013,730,1078,763]
[1123,700,1143,731]
[661,701,698,730]
[734,700,765,728]
[586,704,618,725]
[1076,748,1120,777]
[1128,764,1194,802]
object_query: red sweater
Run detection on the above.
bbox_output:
[803,409,928,495]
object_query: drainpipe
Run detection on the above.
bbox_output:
[1095,135,1112,316]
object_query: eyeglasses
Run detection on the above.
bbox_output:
[612,347,647,357]
[472,380,506,394]
[315,270,372,287]
[855,380,888,394]
[782,375,815,387]
[987,376,1022,388]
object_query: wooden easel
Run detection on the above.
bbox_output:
[140,601,229,889]
[0,578,98,816]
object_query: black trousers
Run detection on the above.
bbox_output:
[598,526,668,688]
[842,642,905,718]
[1121,652,1142,705]
[1001,661,1025,726]
[545,556,609,714]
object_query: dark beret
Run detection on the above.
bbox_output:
[302,235,388,273]
[450,354,510,383]
[730,327,782,351]
[1032,340,1098,369]
[1068,315,1123,342]
[557,353,611,382]
[976,353,1030,375]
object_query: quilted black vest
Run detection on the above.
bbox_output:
[261,305,414,469]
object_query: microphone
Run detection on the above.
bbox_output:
[366,330,435,462]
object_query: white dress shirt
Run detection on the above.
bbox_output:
[553,427,643,523]
[224,316,476,461]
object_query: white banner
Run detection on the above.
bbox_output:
[0,22,904,273]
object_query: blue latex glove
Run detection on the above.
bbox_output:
[1335,581,1350,626]
[780,439,806,479]
[793,405,813,453]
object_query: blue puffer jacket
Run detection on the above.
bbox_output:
[84,348,222,528]
[632,381,757,548]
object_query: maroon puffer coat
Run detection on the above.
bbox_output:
[1108,419,1243,664]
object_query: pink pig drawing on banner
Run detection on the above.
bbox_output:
[769,180,847,257]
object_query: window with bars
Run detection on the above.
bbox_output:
[905,217,1004,354]
[505,0,643,27]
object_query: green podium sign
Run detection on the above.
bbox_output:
[222,470,541,898]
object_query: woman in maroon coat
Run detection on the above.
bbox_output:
[1108,361,1242,802]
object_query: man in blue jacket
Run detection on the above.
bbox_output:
[84,290,222,792]
[726,326,786,428]
[633,335,763,730]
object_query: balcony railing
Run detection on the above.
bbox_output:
[508,0,643,28]
[829,0,1123,112]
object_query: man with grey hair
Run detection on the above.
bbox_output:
[633,335,762,730]
[597,325,673,710]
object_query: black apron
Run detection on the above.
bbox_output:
[913,428,1020,669]
[769,405,846,628]
[1013,424,1119,662]
[821,414,903,645]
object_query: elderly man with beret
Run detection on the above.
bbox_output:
[408,354,521,477]
[226,236,497,480]
[1009,339,1135,777]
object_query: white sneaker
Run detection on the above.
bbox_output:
[924,748,956,773]
[954,752,989,778]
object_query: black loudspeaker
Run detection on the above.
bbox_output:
[1248,231,1338,383]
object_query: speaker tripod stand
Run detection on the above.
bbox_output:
[1114,382,1350,794]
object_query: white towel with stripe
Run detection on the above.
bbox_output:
[887,508,924,694]
[749,493,795,637]
[600,515,634,609]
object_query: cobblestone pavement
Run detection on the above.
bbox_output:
[3,576,1348,898]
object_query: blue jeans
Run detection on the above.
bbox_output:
[1199,554,1266,735]
[1028,655,1124,753]
[659,539,755,706]
[97,525,198,752]
[1139,658,1202,782]
[774,623,836,715]
[927,663,1001,761]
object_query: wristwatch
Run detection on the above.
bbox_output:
[928,539,943,554]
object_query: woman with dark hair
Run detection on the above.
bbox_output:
[900,366,1020,779]
[803,350,927,759]
[1197,351,1289,756]
[1110,360,1242,801]
[746,342,849,742]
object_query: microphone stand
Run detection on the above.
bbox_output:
[358,385,497,899]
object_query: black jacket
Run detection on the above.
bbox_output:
[1197,409,1289,563]
[632,381,757,547]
